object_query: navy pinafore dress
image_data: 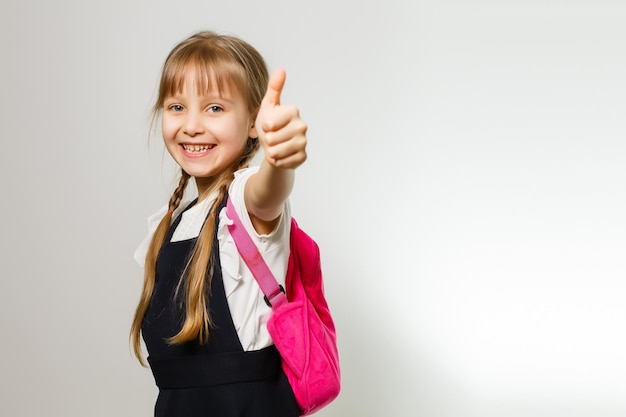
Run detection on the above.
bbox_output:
[142,199,299,417]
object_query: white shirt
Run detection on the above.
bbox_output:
[134,167,291,351]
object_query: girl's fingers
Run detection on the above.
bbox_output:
[265,134,307,168]
[265,143,307,169]
[261,105,301,133]
[262,117,308,147]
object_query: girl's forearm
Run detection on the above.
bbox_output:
[245,161,295,222]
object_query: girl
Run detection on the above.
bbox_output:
[130,31,308,417]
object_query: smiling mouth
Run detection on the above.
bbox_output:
[182,144,215,153]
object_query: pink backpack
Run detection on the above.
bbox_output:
[226,198,341,415]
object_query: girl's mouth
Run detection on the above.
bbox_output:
[182,144,215,153]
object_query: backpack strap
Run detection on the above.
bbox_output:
[226,197,288,309]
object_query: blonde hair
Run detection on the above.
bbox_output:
[131,31,269,365]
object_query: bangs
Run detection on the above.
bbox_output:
[158,47,249,108]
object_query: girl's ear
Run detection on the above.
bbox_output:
[248,114,258,139]
[248,123,258,139]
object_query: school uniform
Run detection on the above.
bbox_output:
[135,167,299,417]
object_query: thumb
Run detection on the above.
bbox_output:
[262,68,286,107]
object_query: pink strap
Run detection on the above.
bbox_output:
[226,197,287,309]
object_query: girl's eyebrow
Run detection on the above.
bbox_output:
[166,92,236,103]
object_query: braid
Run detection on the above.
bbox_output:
[169,170,190,213]
[130,168,191,366]
[168,176,230,344]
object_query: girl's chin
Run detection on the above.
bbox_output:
[181,168,218,179]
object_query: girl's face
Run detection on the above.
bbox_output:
[161,72,256,194]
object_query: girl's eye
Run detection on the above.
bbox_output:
[208,105,223,113]
[168,104,184,112]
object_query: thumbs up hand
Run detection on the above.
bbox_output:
[255,68,307,169]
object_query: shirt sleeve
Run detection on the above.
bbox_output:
[133,204,168,268]
[133,200,192,268]
[225,166,292,243]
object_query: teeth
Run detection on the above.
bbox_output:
[183,144,214,152]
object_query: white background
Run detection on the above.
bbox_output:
[1,1,625,416]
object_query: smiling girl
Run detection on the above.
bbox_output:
[130,31,308,417]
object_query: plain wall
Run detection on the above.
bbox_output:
[1,1,625,416]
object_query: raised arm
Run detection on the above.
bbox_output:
[244,68,308,233]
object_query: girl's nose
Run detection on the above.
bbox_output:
[183,112,205,136]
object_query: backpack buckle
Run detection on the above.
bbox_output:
[264,285,285,307]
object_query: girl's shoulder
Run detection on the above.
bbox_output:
[230,165,259,193]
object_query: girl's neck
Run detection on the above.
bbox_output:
[195,176,219,202]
